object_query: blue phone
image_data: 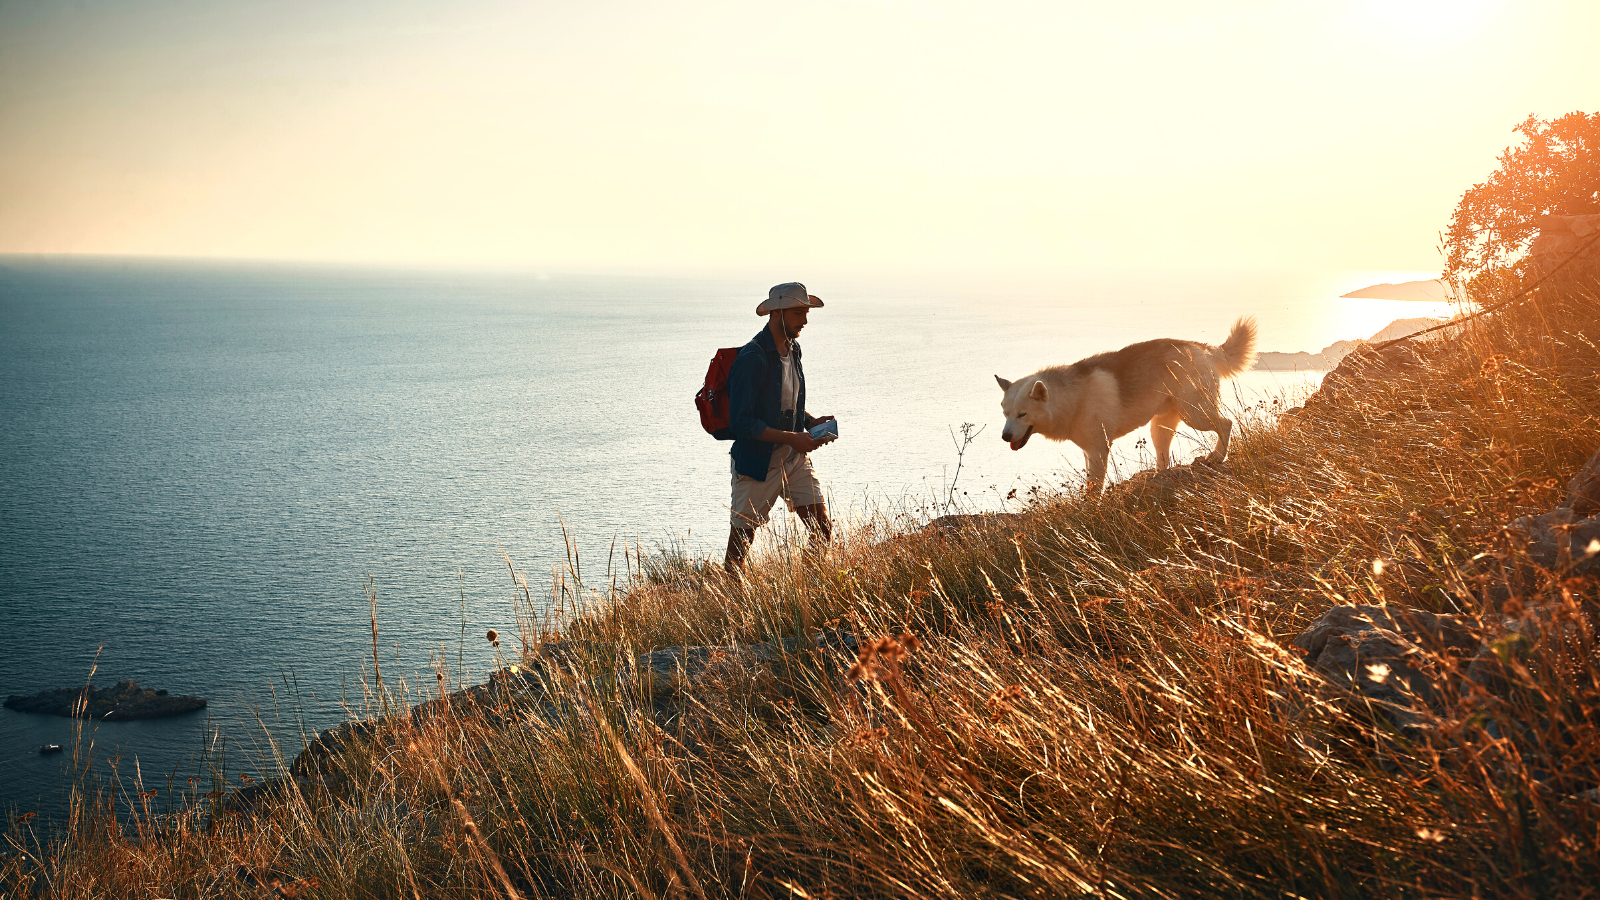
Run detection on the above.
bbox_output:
[808,420,839,440]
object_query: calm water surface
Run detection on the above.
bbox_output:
[0,258,1449,818]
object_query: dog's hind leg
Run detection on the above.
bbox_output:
[1149,402,1181,471]
[1177,399,1234,466]
[1174,371,1235,466]
[1204,416,1234,465]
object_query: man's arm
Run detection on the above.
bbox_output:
[726,347,770,442]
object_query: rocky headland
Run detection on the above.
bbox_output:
[1339,278,1449,301]
[1253,315,1454,371]
[4,680,206,720]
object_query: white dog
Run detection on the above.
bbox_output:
[996,318,1257,492]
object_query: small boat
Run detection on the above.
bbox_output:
[38,744,64,754]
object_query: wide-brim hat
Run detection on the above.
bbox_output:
[756,282,825,316]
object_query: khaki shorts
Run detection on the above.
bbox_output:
[730,446,825,528]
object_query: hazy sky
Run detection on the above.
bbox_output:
[1,0,1595,276]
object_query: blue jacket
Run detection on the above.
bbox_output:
[728,327,814,481]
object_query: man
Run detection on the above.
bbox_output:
[724,282,837,573]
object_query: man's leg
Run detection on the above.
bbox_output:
[795,503,832,550]
[728,457,781,575]
[725,525,757,574]
[780,446,830,552]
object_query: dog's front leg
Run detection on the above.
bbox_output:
[1082,438,1111,495]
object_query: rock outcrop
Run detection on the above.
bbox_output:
[1511,444,1600,577]
[276,632,860,789]
[1291,604,1480,735]
[4,680,206,720]
[922,513,1026,537]
[1530,214,1600,288]
[1287,337,1436,416]
[1290,444,1600,785]
[636,631,859,698]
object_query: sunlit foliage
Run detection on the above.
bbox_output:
[1443,111,1600,301]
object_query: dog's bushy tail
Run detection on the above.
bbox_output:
[1213,317,1258,377]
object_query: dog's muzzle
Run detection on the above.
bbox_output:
[1005,425,1033,451]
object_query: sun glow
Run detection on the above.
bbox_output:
[1349,0,1502,46]
[1301,269,1457,349]
[0,0,1589,274]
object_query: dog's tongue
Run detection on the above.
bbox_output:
[1009,438,1023,451]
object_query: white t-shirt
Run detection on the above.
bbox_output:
[769,350,799,467]
[778,350,798,422]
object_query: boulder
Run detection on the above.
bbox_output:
[1106,460,1232,505]
[1509,445,1600,577]
[215,775,319,816]
[1458,601,1600,794]
[1529,214,1600,288]
[637,631,858,698]
[1288,447,1600,774]
[923,513,1026,537]
[1564,446,1600,518]
[1291,604,1479,734]
[1464,610,1567,699]
[289,720,381,778]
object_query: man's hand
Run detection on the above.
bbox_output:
[813,415,837,446]
[758,421,835,453]
[797,415,838,451]
[787,431,825,453]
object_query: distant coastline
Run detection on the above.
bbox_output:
[1339,278,1450,302]
[1254,316,1450,371]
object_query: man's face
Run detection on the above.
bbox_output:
[778,307,809,336]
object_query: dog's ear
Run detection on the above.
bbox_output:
[995,375,1012,391]
[1029,380,1048,401]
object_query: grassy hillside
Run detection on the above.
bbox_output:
[6,283,1600,899]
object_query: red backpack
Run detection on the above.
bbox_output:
[695,347,742,440]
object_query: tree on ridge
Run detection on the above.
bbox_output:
[1443,111,1599,302]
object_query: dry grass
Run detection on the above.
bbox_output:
[5,285,1600,899]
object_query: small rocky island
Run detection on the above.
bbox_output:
[4,680,206,720]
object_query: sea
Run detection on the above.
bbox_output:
[0,257,1453,821]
